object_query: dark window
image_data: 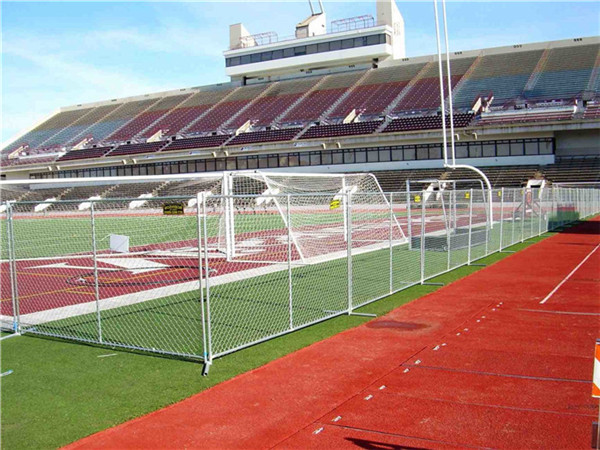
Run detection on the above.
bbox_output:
[330,40,342,51]
[294,46,306,56]
[279,155,289,167]
[332,151,344,164]
[355,149,367,163]
[321,152,332,165]
[310,152,321,165]
[237,157,248,170]
[299,154,310,166]
[288,154,299,167]
[283,47,294,57]
[482,143,495,157]
[429,146,442,159]
[317,42,329,52]
[268,155,279,168]
[468,142,482,158]
[455,145,468,159]
[342,39,354,49]
[496,142,510,156]
[272,49,283,59]
[379,148,391,162]
[247,156,258,169]
[525,140,538,155]
[227,158,237,170]
[416,146,429,160]
[344,150,355,164]
[258,155,269,168]
[366,35,380,46]
[306,44,318,54]
[404,147,415,160]
[261,51,273,62]
[391,148,403,161]
[354,37,366,47]
[510,141,524,156]
[251,53,261,63]
[241,55,251,64]
[367,149,379,162]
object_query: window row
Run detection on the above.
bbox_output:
[226,33,390,67]
[31,138,554,179]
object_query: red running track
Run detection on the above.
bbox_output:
[65,218,600,449]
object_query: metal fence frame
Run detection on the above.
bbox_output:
[1,186,599,374]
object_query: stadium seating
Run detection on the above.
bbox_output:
[475,107,575,126]
[184,84,270,134]
[161,135,231,152]
[106,94,192,142]
[227,128,301,146]
[3,107,96,152]
[228,78,321,128]
[106,141,167,157]
[280,71,365,123]
[541,156,600,184]
[299,120,381,139]
[64,100,158,147]
[583,102,600,119]
[453,50,544,108]
[139,89,236,138]
[382,113,474,133]
[524,44,598,100]
[57,146,113,162]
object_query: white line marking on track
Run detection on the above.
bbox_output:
[539,243,600,305]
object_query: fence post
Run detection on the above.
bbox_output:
[287,194,293,329]
[90,202,103,343]
[346,192,353,314]
[406,185,413,249]
[499,188,505,250]
[389,193,394,294]
[201,193,213,375]
[6,202,20,333]
[420,190,426,284]
[467,189,473,264]
[521,189,526,242]
[196,193,208,364]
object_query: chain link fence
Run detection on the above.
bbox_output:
[1,187,598,373]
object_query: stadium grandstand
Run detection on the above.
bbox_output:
[0,0,598,191]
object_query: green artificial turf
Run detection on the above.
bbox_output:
[1,230,552,450]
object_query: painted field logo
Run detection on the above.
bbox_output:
[163,203,185,215]
[329,199,341,210]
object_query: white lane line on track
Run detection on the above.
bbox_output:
[539,243,600,305]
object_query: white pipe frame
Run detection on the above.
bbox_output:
[433,0,494,227]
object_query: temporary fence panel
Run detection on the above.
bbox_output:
[1,185,599,370]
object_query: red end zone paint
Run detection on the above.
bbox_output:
[63,218,599,449]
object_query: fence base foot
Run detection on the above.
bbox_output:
[421,282,444,286]
[348,312,377,318]
[202,362,211,376]
[469,263,487,267]
[500,250,516,253]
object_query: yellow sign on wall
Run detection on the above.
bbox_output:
[330,199,341,210]
[414,195,421,203]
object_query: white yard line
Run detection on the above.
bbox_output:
[539,243,600,305]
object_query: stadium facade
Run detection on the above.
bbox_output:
[1,0,599,187]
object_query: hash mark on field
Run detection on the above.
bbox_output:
[539,243,600,304]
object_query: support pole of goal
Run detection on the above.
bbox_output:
[202,193,213,376]
[196,192,208,367]
[6,202,20,334]
[223,172,235,260]
[287,194,293,330]
[90,202,103,343]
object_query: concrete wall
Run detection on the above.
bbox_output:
[555,129,600,157]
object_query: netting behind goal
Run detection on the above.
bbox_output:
[226,172,407,263]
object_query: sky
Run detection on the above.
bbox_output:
[2,1,599,147]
